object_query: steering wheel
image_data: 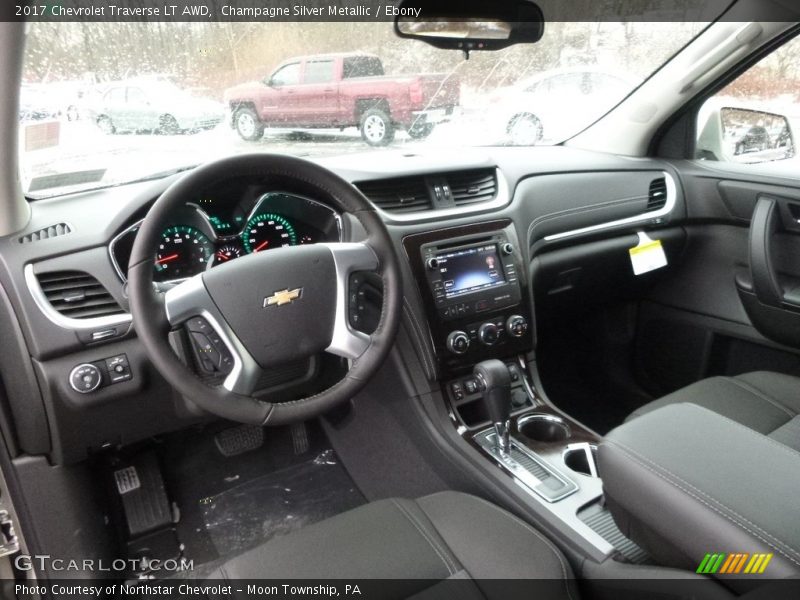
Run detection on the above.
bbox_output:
[128,154,402,425]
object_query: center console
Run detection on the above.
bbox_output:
[404,221,641,562]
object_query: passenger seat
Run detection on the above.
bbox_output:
[627,371,800,451]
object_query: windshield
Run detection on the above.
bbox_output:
[20,21,703,197]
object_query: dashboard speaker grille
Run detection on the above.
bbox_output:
[19,223,73,243]
[449,169,498,206]
[355,176,432,213]
[647,177,668,211]
[36,270,125,319]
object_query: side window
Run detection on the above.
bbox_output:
[304,60,335,84]
[589,73,626,94]
[545,74,585,95]
[343,56,383,79]
[523,81,540,93]
[126,87,147,104]
[105,87,125,103]
[696,36,798,165]
[270,63,301,87]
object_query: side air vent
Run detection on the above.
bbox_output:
[355,176,432,213]
[36,271,125,319]
[449,169,498,206]
[647,177,668,211]
[19,223,73,244]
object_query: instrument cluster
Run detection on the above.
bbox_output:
[110,185,341,283]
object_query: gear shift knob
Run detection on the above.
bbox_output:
[474,359,512,452]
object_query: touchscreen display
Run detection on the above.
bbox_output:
[438,244,506,298]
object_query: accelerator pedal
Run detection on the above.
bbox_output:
[291,422,310,455]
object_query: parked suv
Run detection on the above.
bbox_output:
[224,52,460,146]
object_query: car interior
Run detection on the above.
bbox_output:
[2,0,800,599]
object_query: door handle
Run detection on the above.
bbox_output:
[749,197,783,307]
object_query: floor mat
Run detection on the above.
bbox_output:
[161,422,365,570]
[199,448,364,558]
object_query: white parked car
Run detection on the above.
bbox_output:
[89,79,225,135]
[484,68,635,145]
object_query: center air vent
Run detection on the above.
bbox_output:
[647,177,668,211]
[355,176,432,213]
[449,169,498,206]
[36,271,125,320]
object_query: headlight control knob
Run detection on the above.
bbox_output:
[446,330,470,355]
[69,363,102,394]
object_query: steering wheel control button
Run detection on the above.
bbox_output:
[186,317,234,376]
[446,330,470,355]
[478,322,500,346]
[506,315,528,338]
[105,354,132,384]
[348,272,364,328]
[69,364,103,394]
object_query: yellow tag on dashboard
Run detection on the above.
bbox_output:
[629,232,667,275]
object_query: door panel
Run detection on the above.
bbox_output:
[262,62,303,124]
[633,163,800,395]
[295,59,339,125]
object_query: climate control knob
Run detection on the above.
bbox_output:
[478,322,500,346]
[69,363,102,394]
[446,330,470,355]
[506,315,528,338]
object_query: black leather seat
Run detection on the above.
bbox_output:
[208,491,578,599]
[627,371,800,451]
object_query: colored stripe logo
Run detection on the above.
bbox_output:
[697,552,773,574]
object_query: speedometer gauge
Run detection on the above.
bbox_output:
[243,213,297,254]
[154,226,214,282]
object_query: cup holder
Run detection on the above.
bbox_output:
[563,443,599,477]
[517,414,570,443]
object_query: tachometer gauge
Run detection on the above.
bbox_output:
[243,213,297,254]
[154,226,214,281]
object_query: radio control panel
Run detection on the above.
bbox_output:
[403,221,533,376]
[422,232,522,321]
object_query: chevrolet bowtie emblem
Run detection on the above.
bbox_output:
[263,288,302,307]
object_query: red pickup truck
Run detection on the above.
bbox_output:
[224,53,459,146]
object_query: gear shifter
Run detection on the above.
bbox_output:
[474,360,512,453]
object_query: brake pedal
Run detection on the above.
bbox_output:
[214,424,264,457]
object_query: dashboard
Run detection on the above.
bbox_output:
[0,146,685,465]
[109,180,341,283]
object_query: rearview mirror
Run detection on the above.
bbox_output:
[394,0,544,55]
[697,105,795,164]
